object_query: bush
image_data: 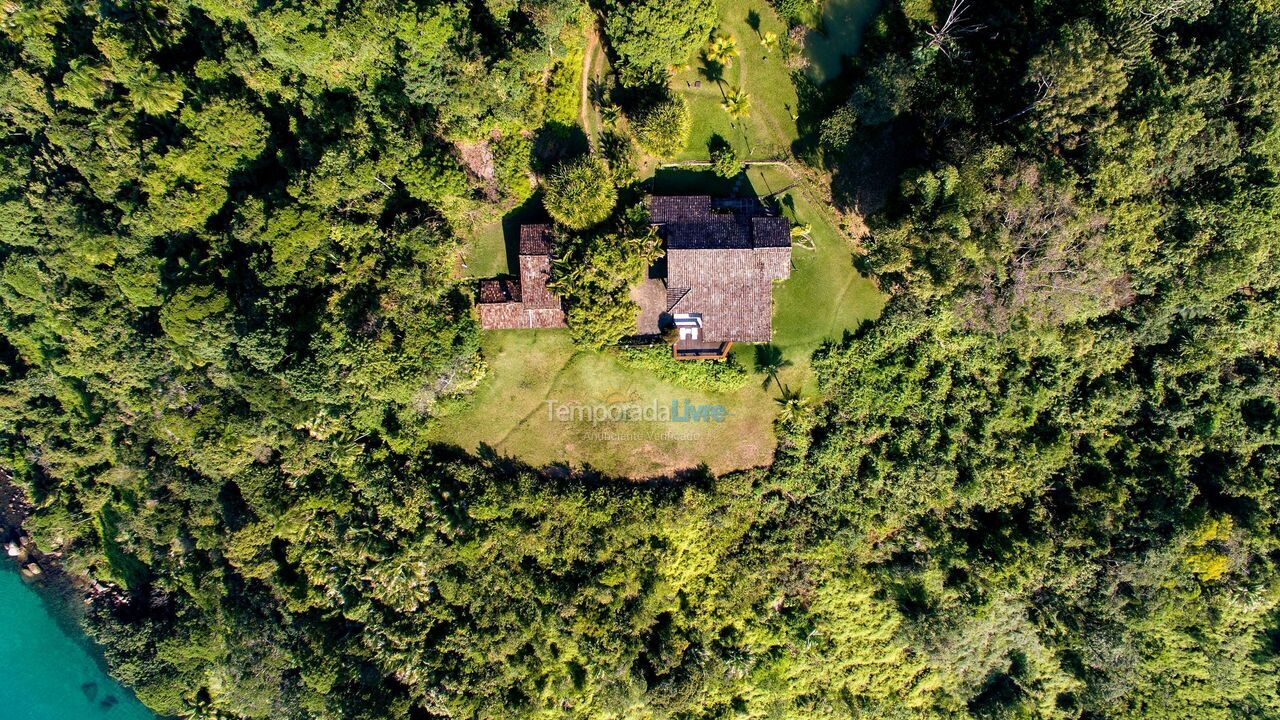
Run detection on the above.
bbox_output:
[617,345,750,392]
[631,95,691,158]
[542,156,617,229]
[772,0,818,25]
[708,134,740,178]
[491,134,534,201]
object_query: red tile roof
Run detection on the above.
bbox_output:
[477,224,565,329]
[519,224,553,255]
[649,196,792,343]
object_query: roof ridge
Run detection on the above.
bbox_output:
[665,286,690,312]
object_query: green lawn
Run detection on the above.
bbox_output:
[749,165,885,391]
[671,0,800,161]
[459,193,546,279]
[427,331,779,477]
[462,219,510,278]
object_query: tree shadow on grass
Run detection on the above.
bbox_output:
[498,192,548,275]
[699,59,727,89]
[531,121,590,174]
[753,343,791,394]
[650,166,742,197]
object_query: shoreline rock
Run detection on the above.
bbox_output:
[1,472,132,613]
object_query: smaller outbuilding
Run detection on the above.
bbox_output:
[476,224,567,330]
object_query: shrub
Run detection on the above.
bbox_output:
[631,95,691,158]
[708,134,740,178]
[617,345,750,392]
[772,0,818,26]
[491,134,534,201]
[542,156,617,229]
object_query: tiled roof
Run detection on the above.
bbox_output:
[665,286,690,312]
[752,216,792,248]
[478,302,566,329]
[667,249,778,342]
[647,195,711,223]
[478,278,520,304]
[517,253,558,308]
[665,215,755,250]
[647,196,792,343]
[519,224,553,255]
[478,224,565,329]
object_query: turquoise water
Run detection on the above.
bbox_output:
[805,0,883,84]
[0,568,155,720]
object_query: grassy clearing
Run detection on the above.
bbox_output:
[745,165,885,391]
[671,0,800,161]
[462,220,510,278]
[443,4,886,475]
[437,166,884,476]
[427,331,779,477]
[459,193,546,279]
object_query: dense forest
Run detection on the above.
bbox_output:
[1,0,1278,717]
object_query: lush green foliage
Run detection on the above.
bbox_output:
[550,208,663,348]
[1,0,1278,718]
[617,345,750,392]
[708,134,741,177]
[600,0,717,86]
[629,94,693,158]
[542,156,618,230]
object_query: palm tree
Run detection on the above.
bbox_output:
[129,70,184,115]
[790,223,814,250]
[753,344,791,394]
[721,86,750,120]
[705,33,739,68]
[600,102,620,127]
[775,386,811,424]
[760,31,779,54]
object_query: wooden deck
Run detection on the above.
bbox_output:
[672,340,732,360]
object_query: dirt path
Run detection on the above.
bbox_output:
[579,21,600,142]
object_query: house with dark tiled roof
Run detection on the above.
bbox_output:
[476,225,567,329]
[478,196,791,360]
[644,196,791,358]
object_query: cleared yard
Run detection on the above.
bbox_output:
[437,166,883,475]
[442,3,886,476]
[743,165,885,391]
[459,194,544,279]
[427,331,779,477]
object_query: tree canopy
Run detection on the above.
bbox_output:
[600,0,717,86]
[1,0,1278,717]
[542,155,618,230]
